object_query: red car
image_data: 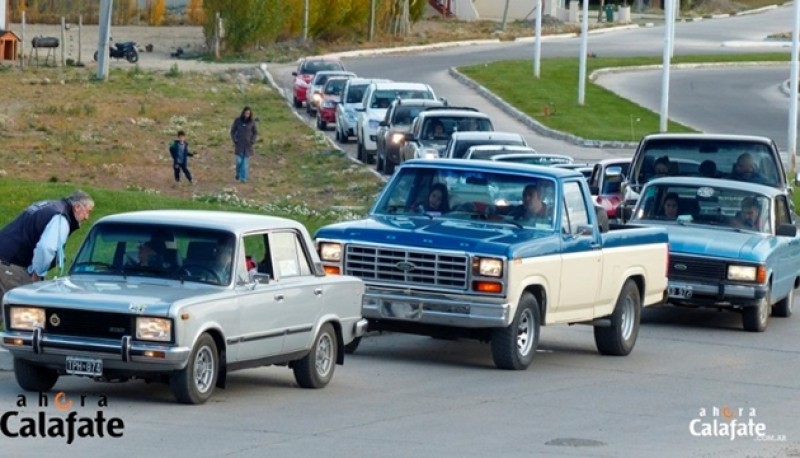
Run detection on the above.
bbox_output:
[587,158,632,219]
[316,77,351,130]
[292,57,346,108]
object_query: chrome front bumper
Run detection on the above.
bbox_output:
[1,329,191,372]
[362,288,511,328]
[667,279,768,307]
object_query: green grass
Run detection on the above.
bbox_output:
[0,180,351,273]
[459,53,791,142]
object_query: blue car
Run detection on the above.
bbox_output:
[631,177,800,332]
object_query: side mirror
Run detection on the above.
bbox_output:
[291,71,298,77]
[379,120,388,127]
[252,272,271,284]
[440,97,448,106]
[777,223,797,237]
[589,186,599,195]
[576,224,594,236]
[606,166,623,178]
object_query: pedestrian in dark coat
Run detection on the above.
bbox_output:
[169,130,194,184]
[230,106,258,183]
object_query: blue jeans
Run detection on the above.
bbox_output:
[235,155,249,182]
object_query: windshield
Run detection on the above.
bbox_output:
[636,139,781,188]
[71,222,237,285]
[392,106,426,126]
[301,60,344,74]
[370,89,433,109]
[495,155,572,166]
[345,84,367,103]
[373,167,558,230]
[632,183,772,233]
[324,79,348,95]
[422,117,493,142]
[450,139,524,159]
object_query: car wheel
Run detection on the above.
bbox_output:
[772,285,794,318]
[14,358,59,392]
[594,279,641,356]
[357,141,365,163]
[491,292,540,370]
[293,323,337,389]
[340,127,349,144]
[316,115,325,130]
[335,126,341,142]
[743,294,770,332]
[170,333,218,404]
[293,97,302,108]
[376,149,384,173]
[344,336,361,354]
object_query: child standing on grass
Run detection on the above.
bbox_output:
[169,130,194,184]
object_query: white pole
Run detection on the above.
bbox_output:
[534,0,542,78]
[659,0,674,132]
[578,0,589,105]
[670,0,677,58]
[303,0,309,42]
[96,0,112,81]
[789,0,800,175]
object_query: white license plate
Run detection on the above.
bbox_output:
[668,285,693,299]
[65,356,103,376]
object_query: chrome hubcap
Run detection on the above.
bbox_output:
[316,333,333,377]
[516,308,535,357]
[621,295,635,341]
[194,346,215,393]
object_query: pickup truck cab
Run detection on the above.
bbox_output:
[621,133,790,219]
[316,160,668,370]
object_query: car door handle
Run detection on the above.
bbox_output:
[314,288,323,296]
[274,294,284,302]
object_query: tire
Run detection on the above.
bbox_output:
[595,279,641,356]
[357,141,365,163]
[743,294,770,332]
[376,148,385,173]
[14,358,59,392]
[293,323,337,388]
[93,50,99,62]
[125,49,139,63]
[772,285,794,318]
[491,292,540,370]
[385,157,396,175]
[293,97,302,108]
[316,115,324,130]
[170,333,218,404]
[344,336,361,354]
[335,126,341,142]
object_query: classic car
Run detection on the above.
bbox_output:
[291,56,346,108]
[1,210,367,404]
[587,158,632,220]
[630,177,800,331]
[316,159,668,370]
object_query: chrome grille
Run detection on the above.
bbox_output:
[669,255,726,281]
[345,245,469,290]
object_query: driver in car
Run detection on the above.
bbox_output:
[509,183,551,224]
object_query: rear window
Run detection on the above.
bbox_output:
[301,60,344,74]
[392,106,426,126]
[451,138,524,159]
[370,89,433,109]
[346,84,368,103]
[636,139,782,188]
[324,79,348,95]
[422,117,494,141]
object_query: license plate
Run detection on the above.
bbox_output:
[65,356,103,377]
[383,300,421,320]
[668,285,693,299]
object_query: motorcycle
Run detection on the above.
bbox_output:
[93,41,139,64]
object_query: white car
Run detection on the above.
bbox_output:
[0,210,367,404]
[356,81,437,164]
[335,78,390,144]
[463,145,538,160]
[442,131,528,159]
[305,70,356,116]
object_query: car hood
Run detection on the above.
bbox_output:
[418,139,448,152]
[3,277,226,316]
[317,216,559,257]
[662,224,769,262]
[368,108,388,121]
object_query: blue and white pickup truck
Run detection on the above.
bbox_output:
[316,159,669,370]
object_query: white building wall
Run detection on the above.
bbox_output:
[1,0,7,30]
[472,0,541,21]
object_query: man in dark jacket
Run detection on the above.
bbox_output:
[0,190,94,325]
[230,106,258,183]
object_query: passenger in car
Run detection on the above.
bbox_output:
[699,160,720,178]
[658,193,680,220]
[731,153,768,184]
[131,240,166,268]
[653,156,671,177]
[425,120,446,140]
[732,196,764,231]
[509,183,551,224]
[413,183,450,215]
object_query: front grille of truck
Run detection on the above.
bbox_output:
[44,307,132,339]
[345,245,469,290]
[669,255,726,281]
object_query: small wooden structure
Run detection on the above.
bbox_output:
[0,29,20,61]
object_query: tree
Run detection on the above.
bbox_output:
[146,0,166,26]
[187,0,205,25]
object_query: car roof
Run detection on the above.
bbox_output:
[419,109,490,118]
[451,131,523,141]
[466,145,537,154]
[392,98,445,107]
[644,176,783,196]
[596,157,632,166]
[347,78,391,86]
[402,158,583,180]
[313,70,356,79]
[371,81,432,91]
[97,210,308,236]
[300,56,342,63]
[640,133,774,144]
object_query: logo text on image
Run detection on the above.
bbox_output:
[689,405,785,442]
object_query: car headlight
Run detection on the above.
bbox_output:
[473,257,503,277]
[9,307,45,330]
[312,92,322,102]
[136,317,172,342]
[368,119,380,129]
[319,242,342,262]
[727,265,766,283]
[390,133,405,144]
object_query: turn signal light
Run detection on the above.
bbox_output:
[3,337,24,346]
[324,266,341,275]
[473,281,502,293]
[143,350,166,359]
[757,266,767,284]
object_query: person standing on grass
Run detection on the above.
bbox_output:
[230,106,258,183]
[0,190,94,326]
[169,130,194,184]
